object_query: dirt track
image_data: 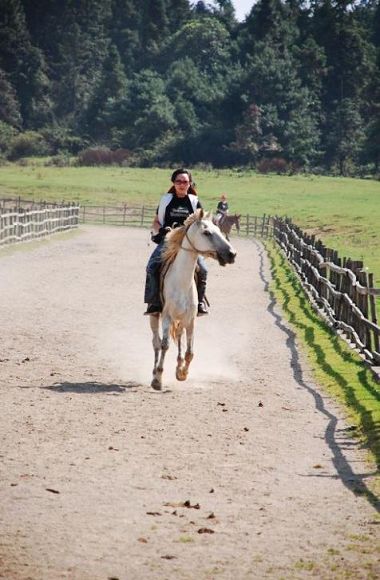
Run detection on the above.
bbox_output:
[0,225,379,580]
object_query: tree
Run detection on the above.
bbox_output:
[325,97,366,174]
[210,0,237,31]
[239,0,299,56]
[0,0,52,127]
[0,69,22,127]
[139,0,170,58]
[312,0,376,171]
[236,39,320,167]
[109,0,141,74]
[81,44,127,142]
[114,69,177,150]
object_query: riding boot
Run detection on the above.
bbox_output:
[144,270,162,315]
[196,266,208,316]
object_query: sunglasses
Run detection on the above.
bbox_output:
[174,179,190,184]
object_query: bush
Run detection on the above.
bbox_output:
[256,157,289,174]
[8,131,50,160]
[77,147,131,166]
[0,121,18,157]
[44,154,73,167]
[41,126,85,155]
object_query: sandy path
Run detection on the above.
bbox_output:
[0,225,378,580]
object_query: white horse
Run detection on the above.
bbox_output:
[149,209,236,390]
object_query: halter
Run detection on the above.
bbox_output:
[180,224,216,258]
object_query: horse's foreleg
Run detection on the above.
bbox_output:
[151,315,170,390]
[175,327,186,381]
[177,320,194,382]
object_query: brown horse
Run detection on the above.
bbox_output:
[214,213,241,241]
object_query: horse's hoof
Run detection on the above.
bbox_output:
[176,369,187,381]
[151,378,162,390]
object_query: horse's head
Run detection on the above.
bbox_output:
[235,214,241,233]
[184,209,236,265]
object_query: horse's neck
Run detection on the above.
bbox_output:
[168,248,197,288]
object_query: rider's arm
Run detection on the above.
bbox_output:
[151,213,161,234]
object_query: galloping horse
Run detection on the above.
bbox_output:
[213,213,241,241]
[149,209,236,390]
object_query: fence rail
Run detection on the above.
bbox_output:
[273,217,380,369]
[78,203,273,238]
[0,198,272,237]
[0,203,80,246]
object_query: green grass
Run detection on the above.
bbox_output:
[0,164,379,283]
[266,241,380,492]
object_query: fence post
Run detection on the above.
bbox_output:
[368,273,379,355]
[261,213,266,237]
[141,204,145,227]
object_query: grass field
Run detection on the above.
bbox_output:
[0,164,379,284]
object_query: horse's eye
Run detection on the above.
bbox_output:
[203,230,212,237]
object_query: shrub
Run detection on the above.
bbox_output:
[0,121,17,156]
[41,127,85,155]
[8,131,50,160]
[256,157,289,174]
[44,154,73,167]
[77,146,131,166]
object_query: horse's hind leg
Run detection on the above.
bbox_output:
[150,315,161,389]
[151,315,170,390]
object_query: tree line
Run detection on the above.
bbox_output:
[0,0,379,175]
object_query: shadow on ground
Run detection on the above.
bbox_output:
[255,240,380,512]
[41,381,142,394]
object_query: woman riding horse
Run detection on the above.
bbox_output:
[149,209,236,390]
[144,168,209,316]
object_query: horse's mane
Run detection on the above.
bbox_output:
[162,209,208,266]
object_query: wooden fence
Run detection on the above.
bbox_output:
[273,217,380,369]
[78,203,273,238]
[0,203,80,246]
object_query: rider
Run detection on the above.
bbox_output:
[144,168,208,316]
[216,193,229,224]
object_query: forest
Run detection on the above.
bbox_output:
[0,0,379,175]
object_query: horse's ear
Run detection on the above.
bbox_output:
[199,208,204,219]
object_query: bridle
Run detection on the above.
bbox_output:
[180,223,217,259]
